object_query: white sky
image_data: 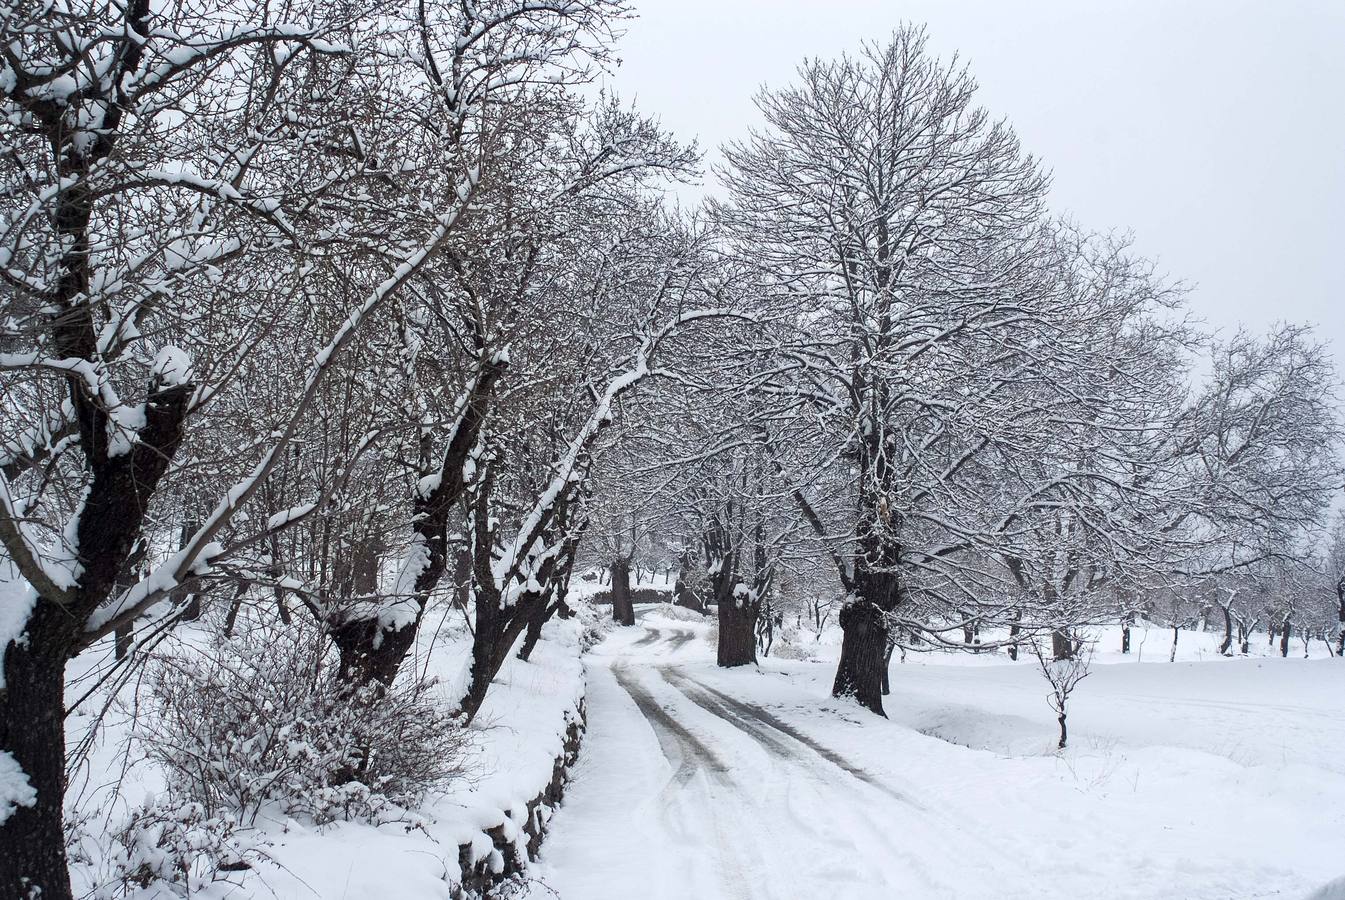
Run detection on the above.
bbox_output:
[600,0,1345,368]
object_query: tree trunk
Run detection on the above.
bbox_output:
[1008,609,1022,661]
[0,608,76,900]
[1121,611,1134,654]
[1169,624,1179,663]
[832,598,891,715]
[176,519,202,621]
[1280,620,1291,658]
[717,592,758,667]
[610,557,634,626]
[881,642,895,695]
[1052,628,1074,661]
[222,582,247,638]
[517,599,551,662]
[1219,606,1233,656]
[1057,712,1068,750]
[461,590,542,723]
[453,546,472,610]
[1336,575,1344,657]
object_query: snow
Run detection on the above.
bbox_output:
[150,346,193,387]
[0,561,38,688]
[0,750,36,825]
[65,606,588,899]
[524,608,1345,900]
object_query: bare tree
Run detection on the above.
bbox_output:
[0,0,631,893]
[1031,634,1094,750]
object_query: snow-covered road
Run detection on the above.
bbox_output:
[525,610,1345,900]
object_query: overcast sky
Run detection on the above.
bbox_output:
[600,0,1345,367]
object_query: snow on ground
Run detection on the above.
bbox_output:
[64,610,587,899]
[525,607,1345,900]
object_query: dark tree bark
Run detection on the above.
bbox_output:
[832,597,891,713]
[0,604,74,900]
[704,507,759,667]
[1121,611,1134,654]
[1280,620,1291,658]
[1337,575,1344,657]
[1219,605,1234,656]
[610,556,635,626]
[459,479,584,722]
[830,456,901,715]
[717,594,758,667]
[176,520,203,621]
[331,361,504,685]
[519,530,582,662]
[1,375,192,900]
[1052,628,1075,661]
[221,582,249,638]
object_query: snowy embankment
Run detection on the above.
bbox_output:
[64,610,589,899]
[527,608,1345,900]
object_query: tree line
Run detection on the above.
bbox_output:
[1,5,1341,898]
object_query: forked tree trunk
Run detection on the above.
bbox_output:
[610,557,634,626]
[519,535,581,663]
[2,373,192,900]
[330,537,412,684]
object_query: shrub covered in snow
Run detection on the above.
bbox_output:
[139,628,469,827]
[96,800,261,898]
[571,599,615,652]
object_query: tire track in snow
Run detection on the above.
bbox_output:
[661,667,921,808]
[650,666,946,896]
[658,666,1026,891]
[609,662,757,900]
[633,626,664,647]
[612,662,728,785]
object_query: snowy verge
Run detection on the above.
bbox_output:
[64,610,589,900]
[246,614,588,899]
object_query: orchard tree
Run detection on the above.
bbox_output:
[717,27,1059,714]
[0,0,631,894]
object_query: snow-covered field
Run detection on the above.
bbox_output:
[525,608,1345,900]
